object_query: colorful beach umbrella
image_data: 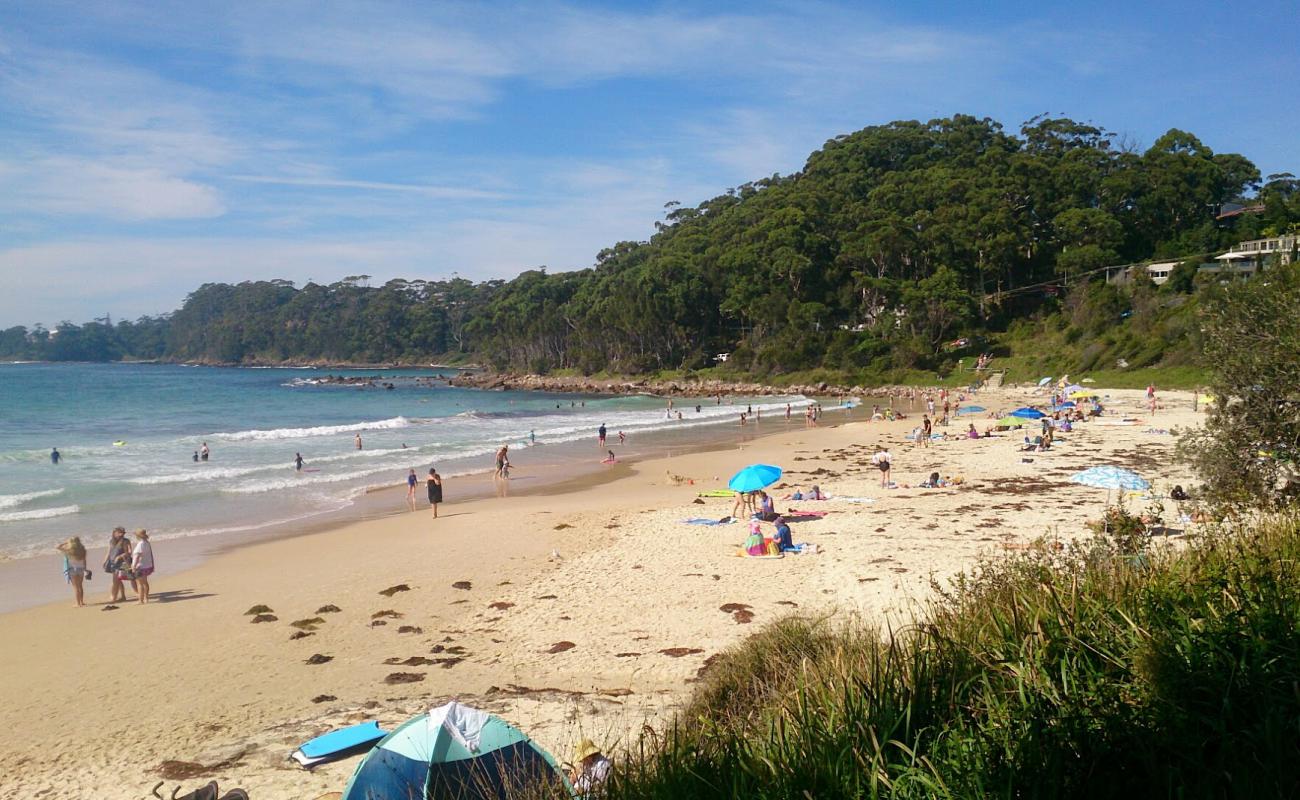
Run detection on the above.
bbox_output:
[995,416,1027,427]
[1070,391,1099,400]
[1069,466,1150,491]
[728,463,783,493]
[955,405,985,415]
[1009,407,1047,419]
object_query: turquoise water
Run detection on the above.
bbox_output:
[0,363,807,561]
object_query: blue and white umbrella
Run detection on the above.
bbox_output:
[1038,376,1053,386]
[728,464,783,493]
[1009,407,1047,419]
[955,405,985,416]
[1070,466,1150,491]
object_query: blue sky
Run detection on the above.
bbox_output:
[1,0,1296,327]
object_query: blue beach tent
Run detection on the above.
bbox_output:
[342,701,570,799]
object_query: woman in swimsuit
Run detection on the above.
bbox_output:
[56,537,88,607]
[427,467,443,519]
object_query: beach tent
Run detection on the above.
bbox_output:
[728,464,782,493]
[1009,407,1046,419]
[341,701,568,800]
[955,406,985,416]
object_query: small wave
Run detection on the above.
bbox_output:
[123,465,269,485]
[0,488,65,510]
[0,505,80,522]
[212,416,416,442]
[222,465,399,495]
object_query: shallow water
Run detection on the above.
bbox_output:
[0,363,808,563]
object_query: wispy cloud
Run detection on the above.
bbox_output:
[227,175,507,200]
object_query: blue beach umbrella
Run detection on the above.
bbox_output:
[1053,401,1076,409]
[1009,407,1046,419]
[955,406,985,416]
[1069,466,1150,491]
[728,464,783,493]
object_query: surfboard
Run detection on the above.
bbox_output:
[303,468,321,473]
[113,441,126,447]
[290,720,386,769]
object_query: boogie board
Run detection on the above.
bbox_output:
[290,720,386,769]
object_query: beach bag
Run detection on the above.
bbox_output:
[765,539,780,557]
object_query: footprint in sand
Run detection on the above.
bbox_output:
[379,584,410,597]
[316,604,342,614]
[305,654,333,665]
[244,604,274,615]
[292,617,326,630]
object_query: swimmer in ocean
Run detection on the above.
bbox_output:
[295,452,304,471]
[50,447,60,464]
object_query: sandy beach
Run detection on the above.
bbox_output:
[0,387,1204,800]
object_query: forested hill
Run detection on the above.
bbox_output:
[5,115,1299,380]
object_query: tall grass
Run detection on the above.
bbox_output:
[595,517,1300,799]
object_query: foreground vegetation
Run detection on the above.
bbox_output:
[595,512,1300,799]
[4,115,1297,382]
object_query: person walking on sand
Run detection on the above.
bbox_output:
[131,530,154,604]
[103,526,133,603]
[56,537,88,607]
[598,424,607,448]
[872,445,892,487]
[495,445,511,479]
[427,467,443,518]
[406,468,418,510]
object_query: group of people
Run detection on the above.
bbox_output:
[405,467,444,517]
[56,527,154,607]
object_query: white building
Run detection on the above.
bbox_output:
[1213,234,1299,273]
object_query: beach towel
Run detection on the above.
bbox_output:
[682,517,735,526]
[837,498,876,504]
[696,490,735,498]
[786,509,829,517]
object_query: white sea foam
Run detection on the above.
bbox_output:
[212,416,416,442]
[0,505,80,522]
[222,464,400,494]
[0,488,65,510]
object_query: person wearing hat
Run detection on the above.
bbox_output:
[569,738,611,794]
[131,529,154,604]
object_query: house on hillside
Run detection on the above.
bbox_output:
[1105,261,1182,286]
[1208,234,1299,280]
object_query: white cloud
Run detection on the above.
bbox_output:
[0,158,226,220]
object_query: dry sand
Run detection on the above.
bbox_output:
[0,387,1204,799]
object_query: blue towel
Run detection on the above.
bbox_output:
[682,518,734,526]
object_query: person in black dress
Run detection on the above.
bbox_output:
[426,467,443,519]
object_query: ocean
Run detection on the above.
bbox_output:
[0,363,810,565]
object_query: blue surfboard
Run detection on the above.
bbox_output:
[291,720,386,768]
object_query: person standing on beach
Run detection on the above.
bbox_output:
[354,433,363,450]
[618,430,626,445]
[495,445,511,479]
[427,467,443,518]
[598,424,607,448]
[920,415,932,448]
[50,447,61,464]
[406,468,418,510]
[102,527,133,604]
[872,446,892,487]
[130,530,153,604]
[200,442,210,461]
[56,537,88,607]
[295,452,304,471]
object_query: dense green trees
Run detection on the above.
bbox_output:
[3,114,1295,372]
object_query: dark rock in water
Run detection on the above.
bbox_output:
[244,604,273,615]
[452,581,472,590]
[305,654,333,665]
[379,584,410,596]
[250,613,277,623]
[311,695,337,704]
[289,631,315,640]
[316,604,342,613]
[546,641,576,654]
[384,672,425,685]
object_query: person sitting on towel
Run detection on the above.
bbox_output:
[773,516,795,552]
[807,485,826,500]
[744,520,767,556]
[755,491,778,521]
[967,423,980,439]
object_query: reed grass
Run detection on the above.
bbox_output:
[594,516,1300,799]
